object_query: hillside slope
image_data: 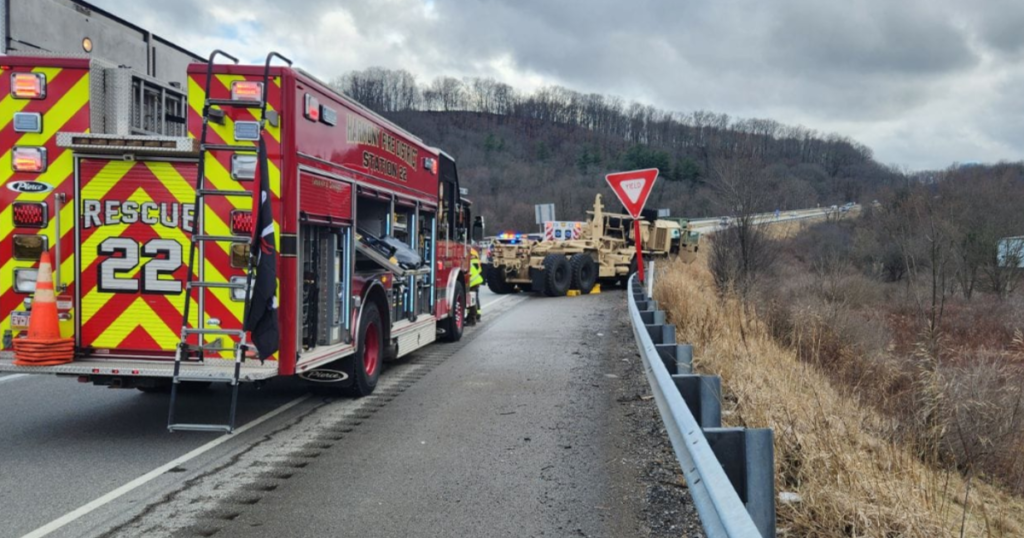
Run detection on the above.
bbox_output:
[334,68,899,230]
[389,110,893,230]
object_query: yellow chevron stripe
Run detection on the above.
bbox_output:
[78,162,245,354]
[187,75,282,198]
[86,297,183,350]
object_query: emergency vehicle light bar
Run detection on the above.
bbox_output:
[12,147,46,173]
[231,81,263,102]
[231,155,257,181]
[11,73,46,99]
[304,94,320,121]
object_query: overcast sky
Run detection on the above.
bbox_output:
[92,0,1024,170]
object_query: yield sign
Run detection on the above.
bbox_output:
[605,168,659,218]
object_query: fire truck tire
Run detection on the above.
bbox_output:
[346,302,383,397]
[542,254,571,297]
[441,282,466,342]
[486,266,515,295]
[569,254,598,294]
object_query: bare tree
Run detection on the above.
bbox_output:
[707,154,780,295]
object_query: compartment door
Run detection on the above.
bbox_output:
[76,158,213,355]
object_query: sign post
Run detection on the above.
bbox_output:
[605,168,659,284]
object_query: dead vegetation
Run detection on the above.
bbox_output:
[655,252,1024,536]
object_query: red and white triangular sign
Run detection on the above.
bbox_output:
[605,168,659,218]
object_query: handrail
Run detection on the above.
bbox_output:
[627,274,763,537]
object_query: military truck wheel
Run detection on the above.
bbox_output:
[570,254,598,294]
[486,265,515,294]
[542,254,572,297]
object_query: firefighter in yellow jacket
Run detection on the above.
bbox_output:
[467,248,484,325]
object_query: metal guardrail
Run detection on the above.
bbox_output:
[627,273,775,537]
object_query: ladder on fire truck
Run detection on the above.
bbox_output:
[167,50,292,434]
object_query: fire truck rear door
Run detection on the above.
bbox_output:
[75,157,244,356]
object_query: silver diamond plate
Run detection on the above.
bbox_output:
[56,132,199,156]
[104,67,134,136]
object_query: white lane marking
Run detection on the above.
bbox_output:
[482,295,512,310]
[23,393,311,538]
[0,374,28,385]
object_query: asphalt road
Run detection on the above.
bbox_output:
[0,359,312,538]
[0,288,515,537]
[1,287,701,537]
[208,290,644,538]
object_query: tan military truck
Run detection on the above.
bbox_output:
[486,194,698,296]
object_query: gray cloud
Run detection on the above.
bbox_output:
[89,0,1024,169]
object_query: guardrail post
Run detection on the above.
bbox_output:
[635,298,658,312]
[704,427,777,538]
[639,309,666,326]
[656,343,692,375]
[627,274,773,536]
[645,322,675,345]
[671,374,721,428]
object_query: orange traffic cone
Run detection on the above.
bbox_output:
[13,252,74,366]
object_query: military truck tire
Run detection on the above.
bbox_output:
[542,254,572,297]
[486,265,515,294]
[570,254,598,294]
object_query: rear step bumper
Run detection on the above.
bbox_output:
[0,352,279,382]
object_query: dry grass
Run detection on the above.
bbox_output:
[656,254,1024,537]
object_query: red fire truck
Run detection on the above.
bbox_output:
[0,45,477,431]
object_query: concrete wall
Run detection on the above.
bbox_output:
[3,0,202,88]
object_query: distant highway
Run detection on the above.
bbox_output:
[686,205,856,233]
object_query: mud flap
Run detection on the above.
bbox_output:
[530,267,545,293]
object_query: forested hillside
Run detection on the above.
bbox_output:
[333,68,901,230]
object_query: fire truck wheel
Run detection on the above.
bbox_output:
[441,281,466,342]
[347,302,383,397]
[486,265,515,295]
[542,254,572,297]
[569,254,598,294]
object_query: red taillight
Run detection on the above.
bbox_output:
[12,202,49,228]
[12,147,46,173]
[11,73,45,99]
[231,81,263,102]
[231,210,253,235]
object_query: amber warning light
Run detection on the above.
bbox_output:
[12,147,47,173]
[231,81,263,102]
[11,73,46,99]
